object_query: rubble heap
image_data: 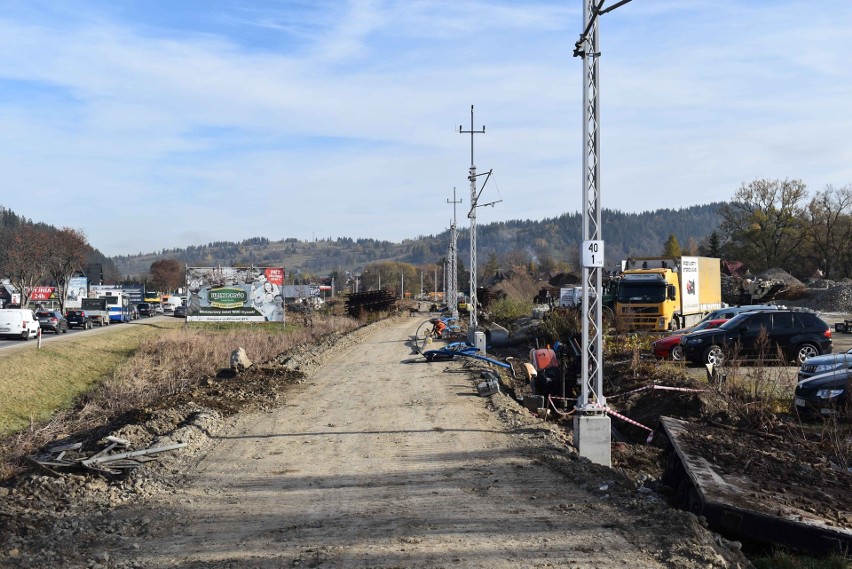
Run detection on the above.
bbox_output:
[789,283,852,314]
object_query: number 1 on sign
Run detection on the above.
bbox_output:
[582,240,604,268]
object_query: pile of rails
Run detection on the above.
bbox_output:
[345,290,397,317]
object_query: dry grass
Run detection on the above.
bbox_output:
[0,320,184,435]
[0,314,360,480]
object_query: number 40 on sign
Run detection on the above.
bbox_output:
[582,240,604,268]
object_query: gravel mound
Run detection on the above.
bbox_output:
[792,283,852,314]
[754,267,803,287]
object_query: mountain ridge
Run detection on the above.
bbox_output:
[111,203,725,278]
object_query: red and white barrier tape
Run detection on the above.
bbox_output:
[589,402,655,444]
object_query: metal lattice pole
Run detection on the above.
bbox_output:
[459,106,485,334]
[579,0,605,413]
[448,188,462,320]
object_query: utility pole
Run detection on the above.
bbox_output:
[434,267,438,303]
[447,187,462,319]
[443,260,448,304]
[459,106,485,338]
[400,272,404,300]
[571,0,632,467]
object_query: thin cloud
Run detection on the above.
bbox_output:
[0,1,849,255]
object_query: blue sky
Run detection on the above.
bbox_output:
[1,0,850,256]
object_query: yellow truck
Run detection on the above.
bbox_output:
[614,256,722,331]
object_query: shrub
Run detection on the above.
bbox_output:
[489,297,533,327]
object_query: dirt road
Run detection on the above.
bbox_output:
[46,317,747,568]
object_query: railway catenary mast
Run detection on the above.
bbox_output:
[447,188,462,320]
[572,0,633,466]
[459,106,486,337]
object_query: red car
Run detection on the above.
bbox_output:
[652,318,728,361]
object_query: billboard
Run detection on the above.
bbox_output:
[121,285,144,304]
[89,284,143,304]
[65,276,89,309]
[186,267,285,323]
[30,286,58,302]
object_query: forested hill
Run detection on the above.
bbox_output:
[0,205,119,281]
[112,203,724,278]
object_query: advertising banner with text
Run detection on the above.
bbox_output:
[186,267,285,323]
[65,276,89,309]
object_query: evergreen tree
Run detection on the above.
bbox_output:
[707,231,722,258]
[484,252,499,278]
[662,234,682,258]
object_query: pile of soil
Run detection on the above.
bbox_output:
[675,421,850,529]
[494,344,852,555]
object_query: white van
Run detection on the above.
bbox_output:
[0,309,40,340]
[162,296,183,312]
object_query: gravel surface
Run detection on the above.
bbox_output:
[0,317,753,569]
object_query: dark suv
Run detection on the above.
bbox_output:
[35,310,69,334]
[65,310,92,330]
[137,303,153,317]
[680,309,832,366]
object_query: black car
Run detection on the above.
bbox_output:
[680,309,832,366]
[65,310,92,330]
[35,310,68,334]
[794,368,850,417]
[137,303,153,317]
[173,305,187,318]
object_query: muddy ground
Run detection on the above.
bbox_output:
[0,314,848,567]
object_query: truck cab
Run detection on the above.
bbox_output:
[615,269,679,331]
[614,256,722,332]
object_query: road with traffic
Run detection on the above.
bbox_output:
[0,314,174,353]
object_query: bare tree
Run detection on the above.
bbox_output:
[803,184,852,279]
[46,228,89,313]
[0,225,52,307]
[719,178,808,272]
[149,259,185,292]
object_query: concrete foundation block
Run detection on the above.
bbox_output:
[573,414,611,467]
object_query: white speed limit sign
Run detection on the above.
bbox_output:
[582,240,604,268]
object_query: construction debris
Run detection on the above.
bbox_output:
[30,440,187,476]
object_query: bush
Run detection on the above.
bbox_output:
[539,308,581,346]
[489,297,533,327]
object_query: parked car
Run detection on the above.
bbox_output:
[137,303,153,317]
[65,310,92,330]
[173,305,187,318]
[798,347,852,381]
[35,310,68,334]
[793,368,850,417]
[679,309,832,366]
[0,308,40,340]
[693,304,782,328]
[652,318,728,361]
